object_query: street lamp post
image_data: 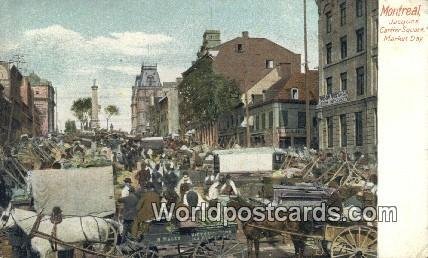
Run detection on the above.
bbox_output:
[304,0,311,148]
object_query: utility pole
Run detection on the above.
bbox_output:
[55,87,58,132]
[304,0,311,148]
[244,33,251,148]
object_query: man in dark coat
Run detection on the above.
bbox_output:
[118,186,138,242]
[132,183,161,238]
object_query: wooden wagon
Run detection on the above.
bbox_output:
[117,221,246,258]
[246,184,377,257]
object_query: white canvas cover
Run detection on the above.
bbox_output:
[31,166,115,217]
[218,152,273,173]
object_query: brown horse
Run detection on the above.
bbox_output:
[227,197,307,258]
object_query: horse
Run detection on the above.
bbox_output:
[227,196,306,258]
[0,203,118,258]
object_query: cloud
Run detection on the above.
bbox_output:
[106,65,139,75]
[89,32,172,56]
[23,25,173,57]
[24,25,84,42]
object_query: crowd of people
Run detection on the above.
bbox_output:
[113,143,240,242]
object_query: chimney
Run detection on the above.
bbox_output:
[242,31,249,38]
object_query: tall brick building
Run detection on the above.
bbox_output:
[316,0,378,155]
[211,31,301,99]
[0,62,42,143]
[187,31,320,147]
[29,72,56,136]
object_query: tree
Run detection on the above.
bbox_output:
[71,97,92,130]
[178,57,241,132]
[104,105,119,129]
[64,120,77,134]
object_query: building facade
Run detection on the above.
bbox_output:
[158,83,180,137]
[131,64,177,136]
[188,31,304,147]
[0,62,42,143]
[316,0,378,155]
[197,30,221,58]
[29,72,56,136]
[218,71,319,149]
[211,31,301,97]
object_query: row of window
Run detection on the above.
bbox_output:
[326,112,363,148]
[254,112,274,131]
[221,114,241,130]
[326,28,364,64]
[325,66,364,96]
[326,0,365,33]
[254,110,306,131]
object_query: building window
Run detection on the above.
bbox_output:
[340,2,346,26]
[268,111,273,129]
[326,11,332,33]
[261,113,266,129]
[279,110,288,127]
[340,72,347,91]
[265,60,274,69]
[340,114,347,147]
[147,75,155,86]
[356,66,365,95]
[355,112,363,146]
[356,0,364,17]
[298,112,306,129]
[255,115,260,131]
[237,44,243,53]
[326,43,332,64]
[291,88,299,100]
[326,77,333,95]
[327,117,333,148]
[356,28,365,52]
[340,36,347,59]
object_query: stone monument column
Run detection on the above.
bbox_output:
[90,79,100,129]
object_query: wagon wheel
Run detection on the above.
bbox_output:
[330,225,377,258]
[129,246,159,258]
[193,238,247,258]
[86,223,118,255]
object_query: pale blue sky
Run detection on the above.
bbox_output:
[0,0,319,131]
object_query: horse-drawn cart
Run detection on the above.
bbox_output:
[246,222,377,257]
[117,221,246,257]
[236,183,377,257]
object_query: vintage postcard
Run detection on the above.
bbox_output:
[0,0,426,257]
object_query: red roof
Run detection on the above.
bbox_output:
[266,70,319,102]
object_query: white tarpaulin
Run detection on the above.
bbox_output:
[218,152,273,173]
[31,166,115,217]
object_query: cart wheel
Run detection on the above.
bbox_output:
[193,239,247,258]
[330,225,377,258]
[86,223,118,255]
[129,246,158,258]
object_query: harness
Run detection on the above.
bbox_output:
[4,208,107,253]
[48,207,63,251]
